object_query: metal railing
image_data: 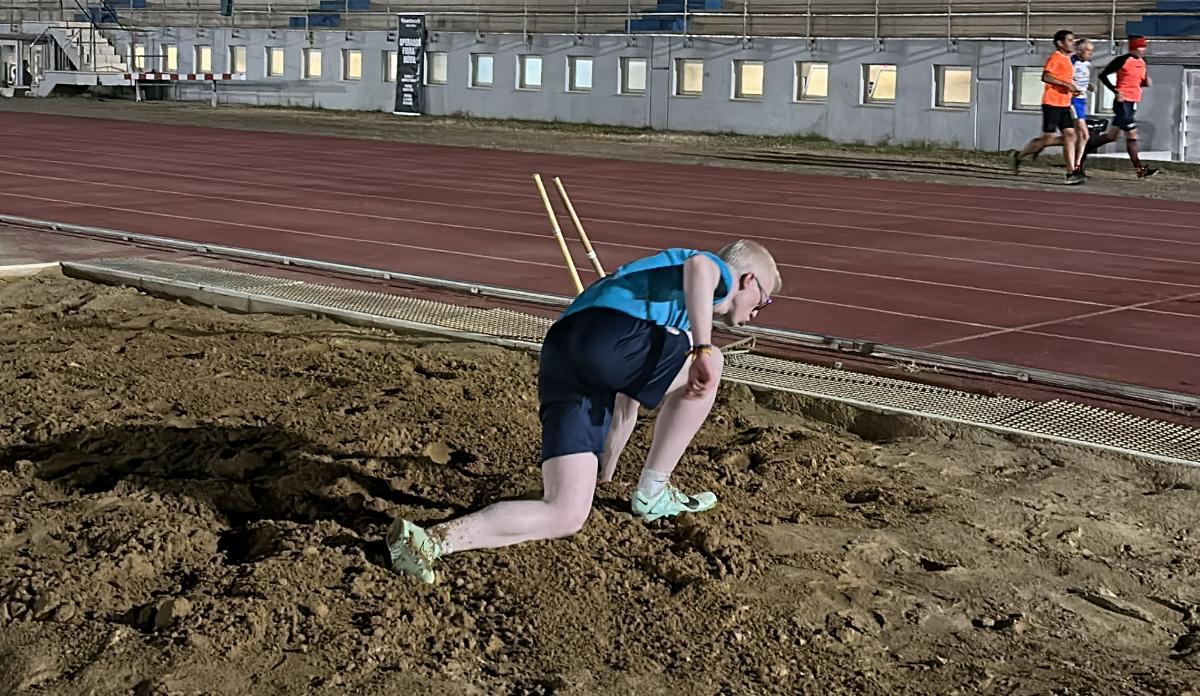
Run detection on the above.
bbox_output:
[5,0,1197,42]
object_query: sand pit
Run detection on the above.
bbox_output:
[2,270,1199,695]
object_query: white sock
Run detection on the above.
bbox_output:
[637,469,671,499]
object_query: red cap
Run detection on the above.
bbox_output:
[1129,36,1148,50]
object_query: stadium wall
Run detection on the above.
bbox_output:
[103,27,1197,156]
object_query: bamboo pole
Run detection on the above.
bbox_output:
[552,176,606,278]
[533,174,584,295]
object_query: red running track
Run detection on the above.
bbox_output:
[1,111,1198,397]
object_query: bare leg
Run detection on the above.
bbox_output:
[642,350,725,476]
[431,454,597,554]
[1074,122,1089,169]
[1033,134,1064,156]
[598,394,638,482]
[1017,134,1052,160]
[1062,128,1077,172]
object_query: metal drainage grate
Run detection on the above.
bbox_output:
[60,258,1200,467]
[84,258,301,294]
[259,283,554,345]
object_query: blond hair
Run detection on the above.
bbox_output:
[717,240,782,295]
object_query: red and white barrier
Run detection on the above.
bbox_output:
[124,72,248,82]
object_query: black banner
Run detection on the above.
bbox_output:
[394,14,425,116]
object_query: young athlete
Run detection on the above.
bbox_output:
[1010,30,1086,185]
[1027,39,1096,173]
[1081,36,1158,179]
[387,241,783,583]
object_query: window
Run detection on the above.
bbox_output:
[675,58,703,96]
[194,45,212,73]
[382,51,397,82]
[304,48,322,79]
[518,54,542,90]
[1013,66,1043,110]
[266,47,284,77]
[935,65,972,108]
[1093,75,1115,114]
[795,61,828,101]
[342,49,362,81]
[470,53,493,88]
[131,44,146,71]
[620,57,647,94]
[568,56,592,92]
[863,64,896,104]
[426,51,447,84]
[733,60,764,100]
[163,44,177,72]
[229,46,246,75]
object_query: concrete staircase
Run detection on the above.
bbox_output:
[51,22,128,73]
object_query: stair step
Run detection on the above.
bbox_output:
[1127,15,1200,34]
[317,0,370,10]
[289,13,341,28]
[628,17,686,32]
[655,0,722,11]
[1153,1,1200,9]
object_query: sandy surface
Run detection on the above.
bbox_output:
[3,270,1200,695]
[3,98,1199,203]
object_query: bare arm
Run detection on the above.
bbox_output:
[1041,70,1075,91]
[681,255,722,398]
[1041,69,1080,96]
[682,255,720,348]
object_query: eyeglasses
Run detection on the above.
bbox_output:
[749,275,772,314]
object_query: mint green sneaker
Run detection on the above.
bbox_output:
[386,519,441,584]
[631,484,718,522]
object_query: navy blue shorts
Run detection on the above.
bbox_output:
[538,308,690,462]
[1113,101,1138,131]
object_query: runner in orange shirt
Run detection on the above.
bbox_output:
[1009,30,1086,185]
[1080,36,1158,179]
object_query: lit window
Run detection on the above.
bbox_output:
[266,47,284,77]
[381,51,396,82]
[426,51,447,84]
[131,44,146,71]
[162,45,177,72]
[621,57,647,94]
[1013,66,1043,111]
[194,45,212,73]
[864,63,896,104]
[518,54,542,90]
[229,46,246,75]
[568,56,592,92]
[342,49,362,81]
[1093,75,1115,114]
[470,53,493,88]
[795,61,828,101]
[936,65,972,107]
[304,48,322,79]
[675,58,703,96]
[733,60,763,100]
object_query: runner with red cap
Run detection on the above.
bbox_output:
[1080,36,1159,179]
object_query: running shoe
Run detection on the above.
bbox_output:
[1066,171,1087,186]
[386,518,441,584]
[1008,150,1021,174]
[1137,167,1160,179]
[631,484,718,522]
